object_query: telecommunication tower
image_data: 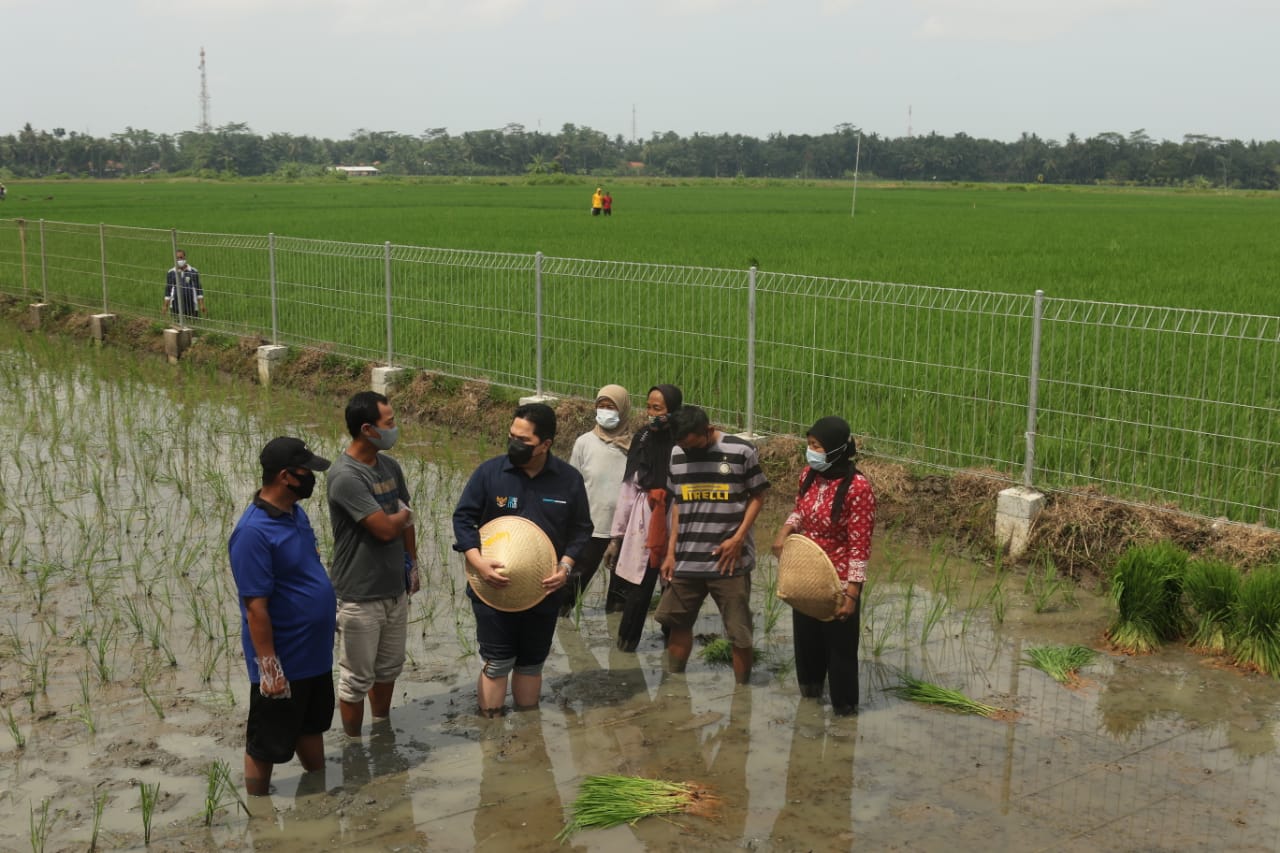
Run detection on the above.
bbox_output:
[907,104,913,139]
[198,47,211,132]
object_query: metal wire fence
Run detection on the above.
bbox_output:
[0,217,1276,526]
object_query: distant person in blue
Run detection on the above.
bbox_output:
[453,403,593,716]
[228,436,336,796]
[163,249,205,321]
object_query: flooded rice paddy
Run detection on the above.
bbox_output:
[2,329,1280,852]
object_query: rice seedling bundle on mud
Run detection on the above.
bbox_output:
[698,636,762,666]
[888,671,1009,719]
[1229,564,1280,676]
[1107,541,1189,653]
[1183,558,1241,652]
[1023,644,1097,685]
[556,774,720,842]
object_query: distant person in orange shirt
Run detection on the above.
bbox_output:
[602,191,613,216]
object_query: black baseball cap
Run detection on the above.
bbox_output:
[259,436,331,472]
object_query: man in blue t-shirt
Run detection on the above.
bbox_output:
[228,436,336,796]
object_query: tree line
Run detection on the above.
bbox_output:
[2,121,1278,189]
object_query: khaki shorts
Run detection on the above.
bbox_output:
[336,595,408,703]
[654,574,753,648]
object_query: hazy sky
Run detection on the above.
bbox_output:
[6,0,1277,144]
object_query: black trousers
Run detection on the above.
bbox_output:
[792,600,860,713]
[560,537,623,615]
[615,564,661,652]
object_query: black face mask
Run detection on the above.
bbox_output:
[287,470,316,500]
[507,438,536,467]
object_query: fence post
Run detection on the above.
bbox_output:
[746,265,758,437]
[268,233,279,345]
[38,219,48,302]
[99,222,108,312]
[384,241,394,366]
[169,228,183,327]
[535,251,544,397]
[1024,289,1045,488]
[18,219,28,298]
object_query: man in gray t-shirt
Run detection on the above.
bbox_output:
[327,391,418,737]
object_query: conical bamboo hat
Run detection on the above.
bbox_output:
[467,515,558,612]
[776,533,843,622]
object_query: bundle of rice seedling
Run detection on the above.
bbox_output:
[1106,541,1188,653]
[888,671,1003,718]
[1229,564,1280,676]
[1183,557,1241,652]
[1022,644,1097,684]
[697,637,762,666]
[556,774,719,842]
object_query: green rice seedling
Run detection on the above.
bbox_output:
[89,786,108,852]
[4,705,24,748]
[77,669,97,735]
[900,583,916,641]
[138,781,160,845]
[199,642,225,684]
[920,593,949,646]
[140,663,165,720]
[1229,565,1280,676]
[1028,558,1068,614]
[1106,541,1188,653]
[888,671,1004,718]
[29,561,60,612]
[698,637,762,666]
[120,595,147,639]
[1183,558,1241,652]
[988,575,1007,627]
[761,564,785,636]
[556,774,719,842]
[928,542,957,601]
[90,620,117,683]
[201,759,251,826]
[1022,645,1097,684]
[29,797,56,853]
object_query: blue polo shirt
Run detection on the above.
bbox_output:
[452,453,593,562]
[228,493,337,683]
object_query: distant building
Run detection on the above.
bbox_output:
[627,161,645,172]
[333,165,380,176]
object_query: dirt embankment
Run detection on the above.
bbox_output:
[7,294,1279,586]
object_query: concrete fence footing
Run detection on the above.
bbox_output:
[995,486,1046,559]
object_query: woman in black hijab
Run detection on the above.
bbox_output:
[771,417,876,714]
[606,384,683,652]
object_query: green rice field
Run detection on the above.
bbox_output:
[1,177,1278,312]
[0,178,1277,524]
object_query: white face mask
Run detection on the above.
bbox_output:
[176,259,188,268]
[595,408,621,430]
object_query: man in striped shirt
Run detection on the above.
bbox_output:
[656,406,769,684]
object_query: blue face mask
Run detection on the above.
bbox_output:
[805,448,832,472]
[806,441,847,472]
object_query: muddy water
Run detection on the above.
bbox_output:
[2,330,1280,852]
